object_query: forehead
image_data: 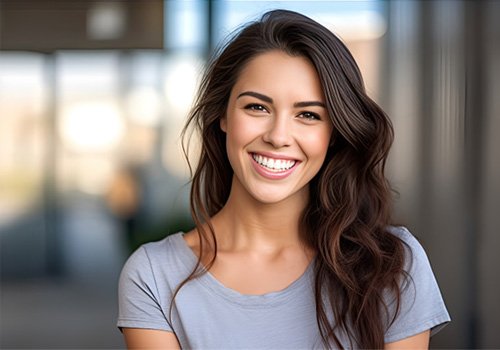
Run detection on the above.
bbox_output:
[231,50,324,101]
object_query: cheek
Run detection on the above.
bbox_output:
[302,129,332,159]
[226,114,264,145]
[225,116,251,162]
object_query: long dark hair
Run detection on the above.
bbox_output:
[181,9,407,349]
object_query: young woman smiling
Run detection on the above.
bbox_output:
[118,10,450,349]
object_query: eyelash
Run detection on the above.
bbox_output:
[243,103,321,121]
[244,103,268,112]
[298,112,321,121]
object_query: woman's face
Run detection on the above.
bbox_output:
[221,50,333,206]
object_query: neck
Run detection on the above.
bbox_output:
[211,176,308,253]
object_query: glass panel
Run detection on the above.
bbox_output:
[0,53,49,278]
[0,53,47,224]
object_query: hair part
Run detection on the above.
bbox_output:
[180,9,407,349]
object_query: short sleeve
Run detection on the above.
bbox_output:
[117,246,173,332]
[384,227,451,343]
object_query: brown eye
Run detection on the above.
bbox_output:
[298,111,321,121]
[245,104,268,113]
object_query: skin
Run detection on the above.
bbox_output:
[122,51,431,349]
[206,50,331,295]
[122,328,430,349]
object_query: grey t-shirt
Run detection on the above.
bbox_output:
[117,226,450,349]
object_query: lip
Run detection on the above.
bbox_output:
[249,152,300,180]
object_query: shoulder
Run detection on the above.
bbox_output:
[117,232,193,332]
[383,226,451,342]
[122,233,181,269]
[385,225,427,272]
[385,225,438,293]
[386,225,422,250]
[119,232,192,294]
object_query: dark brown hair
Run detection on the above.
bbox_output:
[181,9,407,349]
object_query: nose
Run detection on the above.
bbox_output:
[262,115,293,148]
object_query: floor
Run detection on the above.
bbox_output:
[1,277,125,349]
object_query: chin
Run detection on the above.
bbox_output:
[252,195,288,205]
[249,187,306,206]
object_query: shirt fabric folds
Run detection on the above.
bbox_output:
[117,226,450,349]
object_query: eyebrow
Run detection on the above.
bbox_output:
[294,101,326,108]
[237,91,273,104]
[237,91,326,108]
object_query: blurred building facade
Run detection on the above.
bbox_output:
[383,1,500,348]
[0,0,498,348]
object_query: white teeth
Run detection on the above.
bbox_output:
[252,153,296,172]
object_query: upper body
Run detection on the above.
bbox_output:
[118,10,450,349]
[118,227,450,349]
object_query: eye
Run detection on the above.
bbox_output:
[298,111,321,121]
[244,103,269,113]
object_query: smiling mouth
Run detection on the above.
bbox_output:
[251,153,297,172]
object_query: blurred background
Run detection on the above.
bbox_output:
[0,0,498,348]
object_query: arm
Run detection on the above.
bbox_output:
[118,246,181,349]
[383,227,450,348]
[123,328,181,349]
[385,330,430,350]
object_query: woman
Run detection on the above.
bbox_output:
[118,10,450,349]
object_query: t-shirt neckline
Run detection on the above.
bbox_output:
[169,231,315,308]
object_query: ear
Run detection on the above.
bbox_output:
[220,116,227,133]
